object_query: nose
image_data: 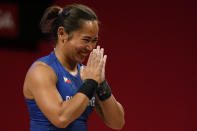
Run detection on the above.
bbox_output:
[86,44,96,52]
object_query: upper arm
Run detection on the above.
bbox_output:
[24,62,63,125]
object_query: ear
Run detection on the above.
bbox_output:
[57,26,68,43]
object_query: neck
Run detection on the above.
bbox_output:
[54,47,78,75]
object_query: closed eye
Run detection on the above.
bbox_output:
[82,37,98,43]
[82,39,90,43]
[92,39,98,43]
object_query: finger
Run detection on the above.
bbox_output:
[92,49,99,67]
[103,55,107,68]
[87,51,93,67]
[100,48,104,59]
[97,48,104,66]
[102,55,107,74]
[98,54,104,72]
[97,45,100,50]
[97,46,101,60]
[96,50,103,67]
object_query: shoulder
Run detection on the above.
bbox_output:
[28,61,57,81]
[23,61,57,99]
[24,61,57,89]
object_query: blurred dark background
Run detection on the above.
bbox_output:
[0,0,53,49]
[0,0,197,131]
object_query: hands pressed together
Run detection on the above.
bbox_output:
[80,45,107,84]
[78,46,124,129]
[78,45,111,101]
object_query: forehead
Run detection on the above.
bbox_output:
[74,20,99,37]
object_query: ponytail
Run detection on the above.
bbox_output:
[40,6,62,34]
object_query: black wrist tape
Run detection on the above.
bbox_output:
[77,79,98,100]
[96,80,112,101]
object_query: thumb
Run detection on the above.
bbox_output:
[80,66,85,80]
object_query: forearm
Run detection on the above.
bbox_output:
[58,93,89,127]
[96,95,125,129]
[57,79,98,128]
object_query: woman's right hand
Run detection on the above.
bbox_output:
[80,46,107,83]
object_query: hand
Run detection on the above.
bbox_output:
[100,48,107,82]
[80,46,107,83]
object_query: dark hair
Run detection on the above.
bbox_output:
[40,4,98,39]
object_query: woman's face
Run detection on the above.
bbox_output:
[64,20,99,63]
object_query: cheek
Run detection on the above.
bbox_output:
[73,43,86,54]
[69,40,82,50]
[92,43,97,49]
[76,43,85,50]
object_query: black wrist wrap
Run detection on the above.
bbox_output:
[96,80,112,101]
[77,79,98,100]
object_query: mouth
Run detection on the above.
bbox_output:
[78,52,89,61]
[79,51,90,57]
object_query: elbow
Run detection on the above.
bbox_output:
[52,116,71,128]
[113,120,125,130]
[117,119,125,130]
[106,118,125,130]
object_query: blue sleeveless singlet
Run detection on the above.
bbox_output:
[25,51,95,131]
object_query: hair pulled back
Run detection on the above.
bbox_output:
[40,4,98,39]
